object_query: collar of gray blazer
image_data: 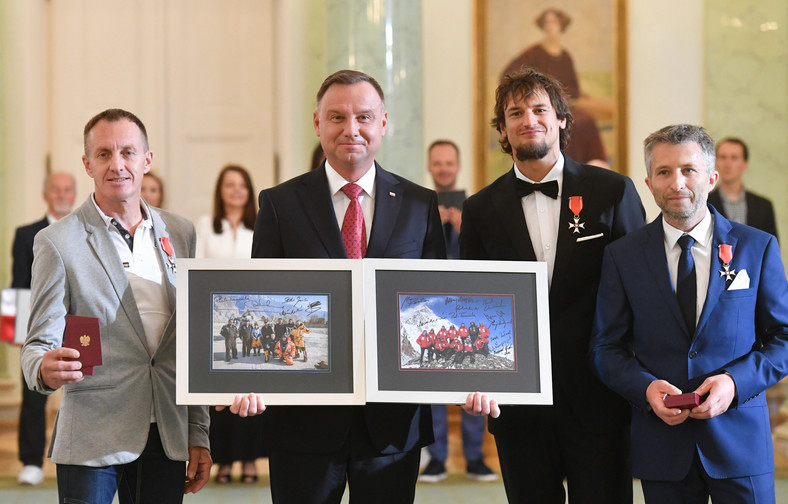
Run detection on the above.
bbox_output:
[77,197,177,355]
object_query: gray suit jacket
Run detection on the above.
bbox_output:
[21,197,209,466]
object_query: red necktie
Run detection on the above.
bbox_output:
[340,183,366,258]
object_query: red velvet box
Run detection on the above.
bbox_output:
[664,392,701,409]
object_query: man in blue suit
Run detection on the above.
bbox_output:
[591,124,788,503]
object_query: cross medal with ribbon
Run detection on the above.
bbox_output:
[568,196,585,234]
[160,237,177,274]
[718,244,735,281]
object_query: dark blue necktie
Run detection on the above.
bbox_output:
[677,234,696,335]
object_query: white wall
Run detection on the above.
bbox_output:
[421,0,475,192]
[628,1,705,220]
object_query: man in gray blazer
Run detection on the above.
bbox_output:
[21,109,211,503]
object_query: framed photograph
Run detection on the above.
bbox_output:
[474,0,628,189]
[363,259,552,405]
[176,258,365,405]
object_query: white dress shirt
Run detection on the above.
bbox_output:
[662,210,713,326]
[325,161,376,245]
[513,155,565,287]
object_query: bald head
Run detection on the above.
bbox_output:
[43,173,77,219]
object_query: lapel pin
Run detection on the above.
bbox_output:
[389,191,396,197]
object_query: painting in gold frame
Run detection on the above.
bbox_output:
[474,0,628,189]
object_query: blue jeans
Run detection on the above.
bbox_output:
[428,405,486,463]
[56,424,186,504]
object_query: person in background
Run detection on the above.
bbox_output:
[196,164,257,259]
[11,172,76,486]
[197,164,264,484]
[421,140,497,482]
[141,171,164,208]
[708,137,777,240]
[311,142,326,171]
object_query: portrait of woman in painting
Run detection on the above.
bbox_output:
[502,7,613,168]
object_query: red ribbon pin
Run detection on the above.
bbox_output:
[718,244,735,280]
[568,196,585,233]
[160,237,177,273]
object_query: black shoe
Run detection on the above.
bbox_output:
[418,459,447,483]
[466,459,497,482]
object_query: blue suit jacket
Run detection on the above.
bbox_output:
[252,162,445,455]
[591,205,788,481]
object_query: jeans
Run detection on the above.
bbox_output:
[428,405,485,462]
[56,424,186,504]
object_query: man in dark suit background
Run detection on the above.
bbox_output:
[11,172,76,485]
[591,124,788,503]
[708,137,777,240]
[461,67,645,503]
[249,69,445,503]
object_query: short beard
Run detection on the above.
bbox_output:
[514,141,550,162]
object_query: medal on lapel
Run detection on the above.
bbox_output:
[568,196,585,234]
[160,237,177,274]
[718,244,736,281]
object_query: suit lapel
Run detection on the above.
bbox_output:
[491,169,536,261]
[79,201,150,353]
[696,208,735,337]
[296,166,347,257]
[149,208,176,315]
[550,160,586,295]
[642,216,690,338]
[367,164,402,258]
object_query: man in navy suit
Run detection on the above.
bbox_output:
[461,67,645,503]
[591,124,788,503]
[11,172,76,486]
[248,69,445,503]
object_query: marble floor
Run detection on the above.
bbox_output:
[1,401,788,503]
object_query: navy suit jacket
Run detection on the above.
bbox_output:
[252,162,445,454]
[460,157,645,434]
[708,189,778,241]
[11,217,49,288]
[591,205,788,481]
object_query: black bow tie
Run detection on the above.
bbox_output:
[515,179,559,199]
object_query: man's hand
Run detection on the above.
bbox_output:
[215,393,266,417]
[689,374,736,420]
[40,347,84,389]
[462,392,500,418]
[184,446,212,494]
[646,380,691,426]
[438,205,462,233]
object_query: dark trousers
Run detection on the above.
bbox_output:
[224,336,237,361]
[641,450,774,504]
[56,424,185,504]
[19,371,48,467]
[494,406,631,504]
[268,412,420,503]
[242,338,252,357]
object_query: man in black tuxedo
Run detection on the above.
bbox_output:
[250,69,445,503]
[11,172,76,485]
[708,137,778,240]
[461,67,645,503]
